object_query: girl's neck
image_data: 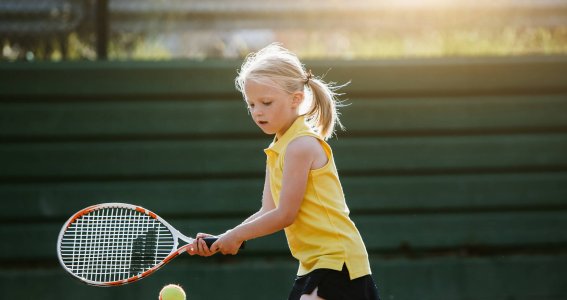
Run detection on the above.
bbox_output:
[275,115,301,140]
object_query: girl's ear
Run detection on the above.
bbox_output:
[291,91,304,109]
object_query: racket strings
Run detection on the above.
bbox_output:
[59,207,174,283]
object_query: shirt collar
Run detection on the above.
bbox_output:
[265,115,308,155]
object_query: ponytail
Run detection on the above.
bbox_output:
[304,74,346,140]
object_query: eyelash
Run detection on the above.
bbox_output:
[248,102,272,109]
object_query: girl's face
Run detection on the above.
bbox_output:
[244,80,303,139]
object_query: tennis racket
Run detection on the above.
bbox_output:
[57,203,243,286]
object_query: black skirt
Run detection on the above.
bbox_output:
[288,264,381,300]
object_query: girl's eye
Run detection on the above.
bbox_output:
[263,102,272,106]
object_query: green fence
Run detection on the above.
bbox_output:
[1,56,567,299]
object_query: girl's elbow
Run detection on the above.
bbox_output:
[272,205,298,229]
[280,212,297,228]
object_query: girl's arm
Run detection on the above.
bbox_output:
[211,136,321,255]
[241,167,276,224]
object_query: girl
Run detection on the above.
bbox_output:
[188,43,380,300]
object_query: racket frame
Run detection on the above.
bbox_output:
[57,203,197,286]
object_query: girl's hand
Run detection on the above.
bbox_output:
[210,230,244,255]
[186,232,218,257]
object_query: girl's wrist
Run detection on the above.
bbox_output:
[230,226,247,243]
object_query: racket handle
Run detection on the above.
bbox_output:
[203,237,217,248]
[202,237,246,249]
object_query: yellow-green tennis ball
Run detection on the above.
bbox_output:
[159,284,186,300]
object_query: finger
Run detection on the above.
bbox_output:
[196,232,213,239]
[196,238,209,256]
[187,239,200,255]
[186,244,196,255]
[197,238,207,255]
[209,240,220,253]
[200,238,214,256]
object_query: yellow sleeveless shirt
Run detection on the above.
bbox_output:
[264,116,372,280]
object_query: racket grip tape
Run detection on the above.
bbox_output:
[202,237,246,249]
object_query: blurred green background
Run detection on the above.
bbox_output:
[2,0,567,61]
[1,1,567,300]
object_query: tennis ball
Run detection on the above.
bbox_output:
[159,284,186,300]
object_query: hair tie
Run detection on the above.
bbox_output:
[304,69,313,84]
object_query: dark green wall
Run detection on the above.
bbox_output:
[1,56,566,299]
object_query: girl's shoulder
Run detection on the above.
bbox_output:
[287,135,322,154]
[286,136,328,170]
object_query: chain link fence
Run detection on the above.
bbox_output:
[2,0,567,61]
[1,0,91,60]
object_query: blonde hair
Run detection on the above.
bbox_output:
[235,43,345,140]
